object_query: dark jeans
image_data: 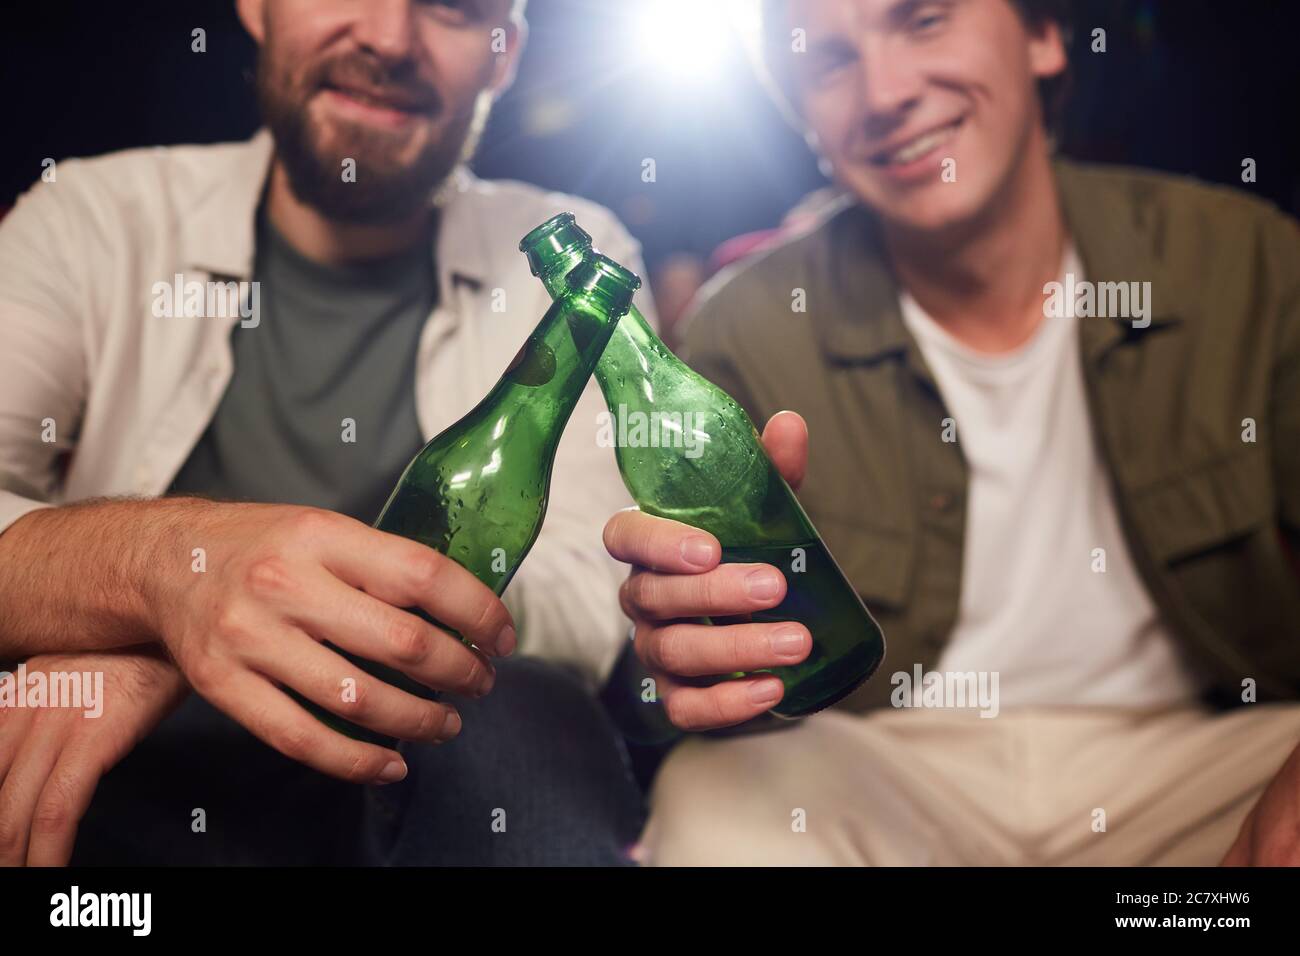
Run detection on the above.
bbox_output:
[72,658,645,866]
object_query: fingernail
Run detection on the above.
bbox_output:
[746,569,782,600]
[440,709,463,740]
[681,535,716,568]
[771,628,808,660]
[497,625,517,657]
[377,759,407,784]
[478,666,496,697]
[749,679,783,707]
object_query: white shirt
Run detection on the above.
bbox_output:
[899,248,1205,707]
[0,131,654,686]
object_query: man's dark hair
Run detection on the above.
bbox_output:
[1013,0,1073,136]
[755,0,1074,139]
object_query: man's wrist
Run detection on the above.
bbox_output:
[0,497,213,655]
[124,495,210,640]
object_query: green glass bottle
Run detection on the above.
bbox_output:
[302,250,641,747]
[521,214,885,720]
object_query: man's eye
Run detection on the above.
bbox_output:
[805,47,856,84]
[419,0,477,23]
[908,5,950,35]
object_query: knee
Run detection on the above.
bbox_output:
[643,736,838,866]
[422,657,640,789]
[368,657,646,865]
[483,657,597,725]
[642,740,755,865]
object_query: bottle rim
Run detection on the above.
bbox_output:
[565,252,641,314]
[519,212,592,255]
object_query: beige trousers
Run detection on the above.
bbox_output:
[639,702,1300,866]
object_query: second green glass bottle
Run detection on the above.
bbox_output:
[521,214,885,719]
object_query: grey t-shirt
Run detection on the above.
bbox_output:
[80,211,438,864]
[170,209,433,520]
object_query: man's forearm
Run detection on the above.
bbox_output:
[0,496,196,658]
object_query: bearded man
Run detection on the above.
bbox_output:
[0,0,651,866]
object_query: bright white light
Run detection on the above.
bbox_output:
[637,0,736,83]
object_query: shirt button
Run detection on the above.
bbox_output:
[929,492,954,512]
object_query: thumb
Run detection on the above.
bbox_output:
[761,410,809,490]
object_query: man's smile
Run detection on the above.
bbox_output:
[317,81,435,130]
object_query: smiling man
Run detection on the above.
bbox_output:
[0,0,652,865]
[601,0,1300,865]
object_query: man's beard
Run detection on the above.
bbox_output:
[256,50,490,225]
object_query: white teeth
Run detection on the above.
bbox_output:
[884,122,959,165]
[340,89,400,110]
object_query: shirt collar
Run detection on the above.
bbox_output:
[812,157,1185,366]
[179,129,276,280]
[430,165,492,298]
[1055,159,1185,362]
[179,129,490,298]
[811,204,910,364]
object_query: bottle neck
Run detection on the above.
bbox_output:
[538,264,661,359]
[539,254,585,300]
[488,290,624,418]
[533,254,666,394]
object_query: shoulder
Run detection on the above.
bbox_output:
[1058,158,1299,283]
[1058,157,1286,223]
[682,209,845,356]
[1060,160,1300,418]
[1,136,268,262]
[17,136,264,220]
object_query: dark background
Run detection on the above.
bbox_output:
[2,0,1298,270]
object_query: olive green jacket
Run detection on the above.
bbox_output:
[681,160,1300,712]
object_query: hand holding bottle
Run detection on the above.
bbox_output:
[524,215,884,721]
[603,412,815,731]
[143,500,511,781]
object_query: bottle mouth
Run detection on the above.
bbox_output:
[519,212,595,278]
[566,252,641,317]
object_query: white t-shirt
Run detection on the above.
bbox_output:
[898,247,1204,708]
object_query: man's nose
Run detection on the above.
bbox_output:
[857,37,924,122]
[352,0,418,63]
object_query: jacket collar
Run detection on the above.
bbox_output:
[812,157,1185,366]
[1055,160,1185,361]
[812,203,910,364]
[179,129,276,280]
[179,129,490,300]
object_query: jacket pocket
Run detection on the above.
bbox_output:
[802,508,913,609]
[1128,448,1274,565]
